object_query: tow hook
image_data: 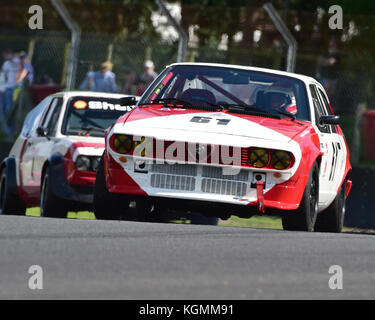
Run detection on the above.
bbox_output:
[256,181,265,213]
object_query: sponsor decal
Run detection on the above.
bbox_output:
[72,100,133,111]
[87,101,133,112]
[73,100,88,110]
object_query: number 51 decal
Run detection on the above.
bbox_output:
[190,116,230,125]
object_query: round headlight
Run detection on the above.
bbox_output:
[91,157,101,172]
[249,148,269,168]
[76,156,91,171]
[113,134,133,154]
[271,150,291,170]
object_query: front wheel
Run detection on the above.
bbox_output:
[282,162,319,232]
[0,167,26,216]
[40,168,67,218]
[93,156,131,220]
[314,182,346,233]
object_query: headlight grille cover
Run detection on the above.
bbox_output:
[75,156,101,172]
[113,134,133,154]
[249,148,269,168]
[271,150,291,169]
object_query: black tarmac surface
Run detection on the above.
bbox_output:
[0,215,374,299]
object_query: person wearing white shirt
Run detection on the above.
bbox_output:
[79,61,118,93]
[0,49,20,118]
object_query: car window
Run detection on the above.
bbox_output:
[20,96,53,138]
[317,87,338,134]
[61,96,131,137]
[47,98,64,136]
[40,98,59,130]
[310,84,330,133]
[141,65,311,121]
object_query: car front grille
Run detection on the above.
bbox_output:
[201,178,247,196]
[151,163,197,176]
[150,174,196,191]
[149,163,249,196]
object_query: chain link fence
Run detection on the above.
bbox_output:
[1,8,375,164]
[0,27,180,140]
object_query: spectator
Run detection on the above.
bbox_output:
[79,61,117,93]
[137,60,158,95]
[15,51,34,85]
[0,49,20,119]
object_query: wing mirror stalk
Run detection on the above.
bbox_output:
[320,115,340,125]
[36,127,50,140]
[119,96,137,106]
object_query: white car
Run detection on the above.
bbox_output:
[0,91,136,218]
[94,62,352,232]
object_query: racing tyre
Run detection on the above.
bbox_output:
[40,168,67,218]
[282,162,319,232]
[314,182,346,233]
[93,156,131,220]
[0,167,26,215]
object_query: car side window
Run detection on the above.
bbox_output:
[21,96,53,138]
[310,84,330,134]
[40,99,56,129]
[47,98,64,136]
[317,88,338,134]
[39,98,63,136]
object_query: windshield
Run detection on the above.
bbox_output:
[62,96,132,137]
[140,65,310,121]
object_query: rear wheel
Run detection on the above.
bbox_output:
[282,163,319,232]
[40,168,67,218]
[314,182,346,233]
[93,156,131,220]
[0,167,26,215]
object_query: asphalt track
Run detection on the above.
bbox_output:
[0,215,374,299]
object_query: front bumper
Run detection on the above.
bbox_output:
[49,156,94,206]
[106,155,308,213]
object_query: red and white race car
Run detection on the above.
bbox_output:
[0,91,136,218]
[94,63,352,232]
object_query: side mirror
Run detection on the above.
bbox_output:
[36,126,47,137]
[119,96,137,106]
[320,115,340,125]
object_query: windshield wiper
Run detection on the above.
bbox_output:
[69,126,105,135]
[81,126,105,132]
[221,103,261,112]
[218,103,280,118]
[140,98,222,112]
[277,110,296,121]
[143,98,193,107]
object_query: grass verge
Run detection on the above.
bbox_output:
[26,208,373,233]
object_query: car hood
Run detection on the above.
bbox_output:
[119,109,308,145]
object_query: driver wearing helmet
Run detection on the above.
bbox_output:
[263,82,297,115]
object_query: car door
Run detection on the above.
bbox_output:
[310,84,343,207]
[31,97,64,188]
[19,96,53,198]
[316,85,347,197]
